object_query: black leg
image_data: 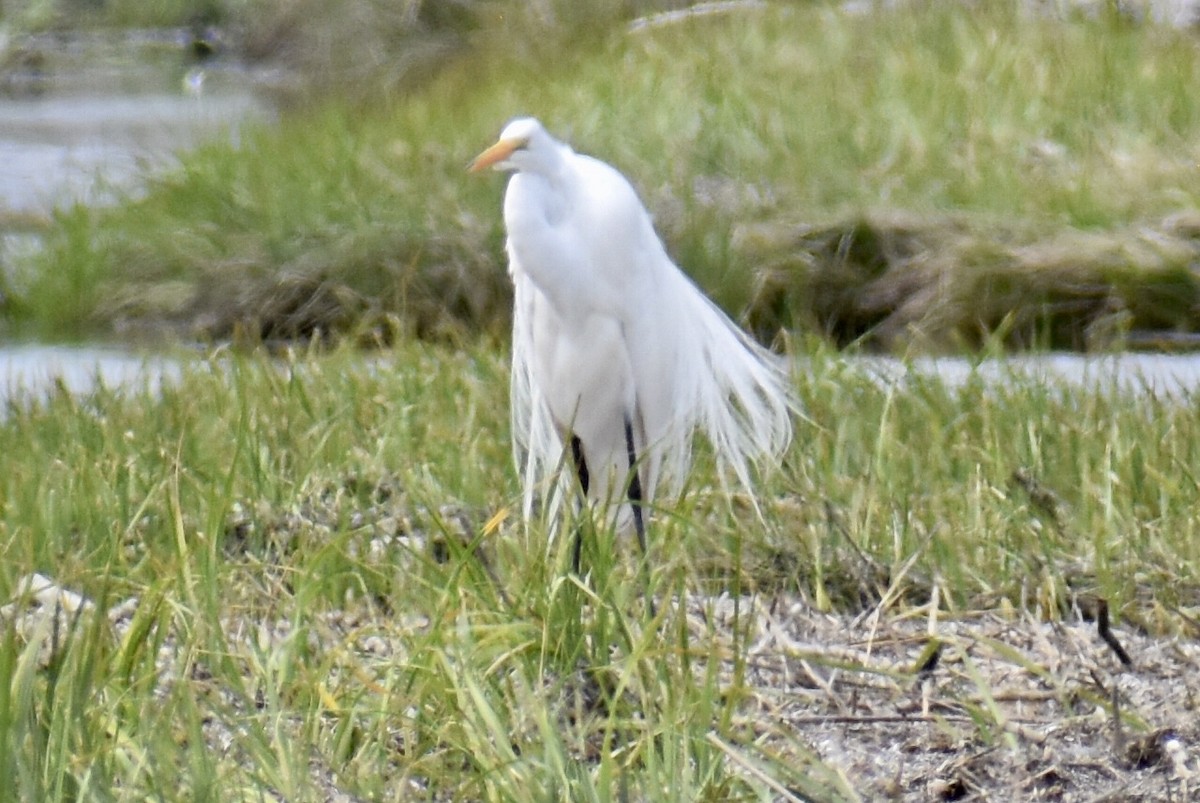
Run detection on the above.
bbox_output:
[623,415,656,619]
[570,434,590,495]
[570,434,588,573]
[623,416,647,556]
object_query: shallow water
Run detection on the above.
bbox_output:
[0,29,276,215]
[0,343,181,404]
[861,352,1200,398]
[3,346,1200,409]
[0,88,266,212]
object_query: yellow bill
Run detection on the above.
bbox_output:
[468,137,523,173]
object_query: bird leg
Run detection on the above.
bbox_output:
[570,434,589,573]
[623,415,647,556]
[623,414,656,620]
[567,424,647,573]
[569,433,590,495]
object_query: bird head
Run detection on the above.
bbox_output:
[468,117,553,174]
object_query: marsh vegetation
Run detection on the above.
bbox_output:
[2,1,1200,799]
[3,344,1199,799]
[5,1,1200,347]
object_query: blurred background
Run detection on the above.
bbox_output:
[2,0,1200,352]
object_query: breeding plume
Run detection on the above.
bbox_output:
[469,117,794,554]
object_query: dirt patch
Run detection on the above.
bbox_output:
[12,575,1195,800]
[217,475,1200,800]
[731,597,1199,800]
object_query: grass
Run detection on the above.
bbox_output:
[4,5,1200,796]
[5,3,1200,795]
[6,2,1200,344]
[0,340,1198,799]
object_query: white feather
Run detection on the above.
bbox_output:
[473,117,796,531]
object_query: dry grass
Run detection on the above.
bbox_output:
[731,601,1200,801]
[739,209,1200,351]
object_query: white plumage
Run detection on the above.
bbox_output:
[470,117,795,541]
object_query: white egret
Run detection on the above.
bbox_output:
[469,117,795,562]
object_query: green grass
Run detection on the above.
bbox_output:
[0,341,1197,799]
[6,5,1200,794]
[8,2,1200,341]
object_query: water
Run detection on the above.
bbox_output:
[0,88,267,212]
[0,28,276,216]
[860,352,1200,399]
[2,345,1200,409]
[0,343,181,404]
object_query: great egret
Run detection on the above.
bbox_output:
[470,117,795,561]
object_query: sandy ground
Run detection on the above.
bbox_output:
[728,597,1200,800]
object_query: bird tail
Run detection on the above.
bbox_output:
[648,267,798,505]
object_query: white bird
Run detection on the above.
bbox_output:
[469,117,795,562]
